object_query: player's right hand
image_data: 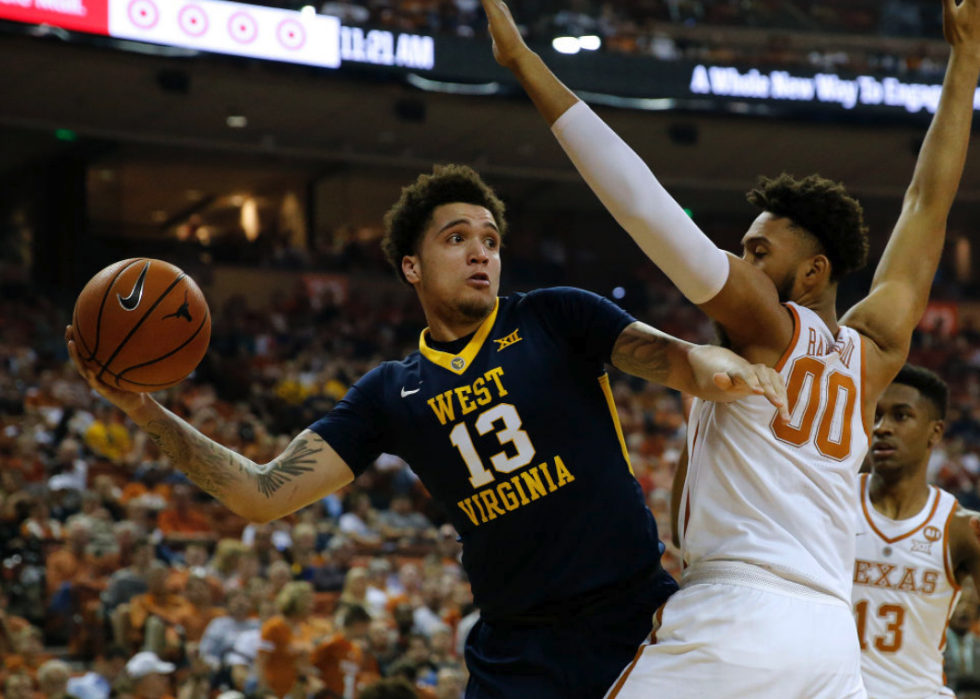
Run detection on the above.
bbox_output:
[481,0,533,69]
[944,0,980,50]
[65,324,147,416]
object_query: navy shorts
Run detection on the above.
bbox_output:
[463,567,677,699]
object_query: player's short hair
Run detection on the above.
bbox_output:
[746,173,869,282]
[382,164,507,284]
[892,364,949,420]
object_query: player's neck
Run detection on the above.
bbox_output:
[796,288,839,337]
[869,467,931,520]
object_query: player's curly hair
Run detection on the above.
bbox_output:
[893,364,949,420]
[382,164,507,284]
[746,173,869,282]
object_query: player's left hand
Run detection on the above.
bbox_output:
[481,0,533,69]
[944,0,980,51]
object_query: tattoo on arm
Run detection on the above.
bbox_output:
[251,438,321,498]
[612,323,673,384]
[145,419,323,503]
[146,419,240,500]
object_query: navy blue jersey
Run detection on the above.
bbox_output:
[309,287,664,618]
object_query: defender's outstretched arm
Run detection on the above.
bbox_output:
[843,0,980,392]
[481,0,794,364]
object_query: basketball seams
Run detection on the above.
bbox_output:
[90,258,142,361]
[96,273,187,386]
[115,310,210,385]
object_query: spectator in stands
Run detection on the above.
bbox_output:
[198,589,258,670]
[255,582,318,699]
[173,576,225,645]
[434,667,466,699]
[35,660,71,699]
[245,524,285,572]
[46,519,100,601]
[946,593,980,694]
[0,587,31,657]
[337,568,371,618]
[128,563,193,657]
[124,652,174,699]
[365,558,393,617]
[208,540,247,587]
[312,537,353,593]
[366,619,399,678]
[411,581,446,639]
[2,673,35,699]
[389,634,437,688]
[156,485,213,545]
[20,499,63,542]
[4,627,53,683]
[225,596,277,694]
[311,604,378,697]
[287,524,323,581]
[338,493,381,547]
[84,405,131,464]
[379,495,436,544]
[266,561,294,597]
[427,625,455,669]
[67,648,128,699]
[102,538,154,624]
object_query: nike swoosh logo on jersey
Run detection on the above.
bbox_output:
[401,387,420,398]
[118,261,151,311]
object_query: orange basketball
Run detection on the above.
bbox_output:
[72,259,211,392]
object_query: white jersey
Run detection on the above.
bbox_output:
[854,474,961,699]
[680,302,870,603]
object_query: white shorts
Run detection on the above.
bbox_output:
[605,562,867,699]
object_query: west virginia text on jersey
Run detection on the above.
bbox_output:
[310,288,666,619]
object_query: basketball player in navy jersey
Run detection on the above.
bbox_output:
[66,165,788,699]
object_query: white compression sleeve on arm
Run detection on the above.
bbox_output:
[552,101,730,305]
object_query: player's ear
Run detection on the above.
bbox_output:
[803,254,831,288]
[928,419,945,448]
[402,255,421,284]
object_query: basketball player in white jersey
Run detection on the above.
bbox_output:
[481,0,980,696]
[858,365,980,699]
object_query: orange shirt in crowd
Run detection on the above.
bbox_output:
[120,483,171,506]
[311,633,379,699]
[129,592,194,634]
[2,653,53,682]
[157,508,210,536]
[165,569,224,601]
[45,548,103,598]
[174,605,226,643]
[258,616,316,699]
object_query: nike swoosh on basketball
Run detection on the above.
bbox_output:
[118,261,150,311]
[401,387,421,398]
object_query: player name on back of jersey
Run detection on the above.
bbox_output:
[426,366,576,528]
[853,560,941,595]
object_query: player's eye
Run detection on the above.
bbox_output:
[448,233,463,243]
[485,237,498,248]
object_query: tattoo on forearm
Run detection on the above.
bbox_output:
[613,325,672,383]
[146,419,239,500]
[145,418,322,502]
[251,438,321,498]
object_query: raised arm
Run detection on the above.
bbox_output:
[842,0,980,391]
[66,326,354,524]
[612,321,789,419]
[481,0,794,364]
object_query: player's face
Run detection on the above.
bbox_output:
[741,212,813,302]
[872,383,943,474]
[407,203,501,323]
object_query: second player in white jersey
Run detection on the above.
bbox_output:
[854,365,980,699]
[855,475,959,699]
[682,302,868,602]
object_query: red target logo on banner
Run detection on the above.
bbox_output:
[277,18,305,50]
[128,0,159,29]
[178,5,209,37]
[228,11,258,44]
